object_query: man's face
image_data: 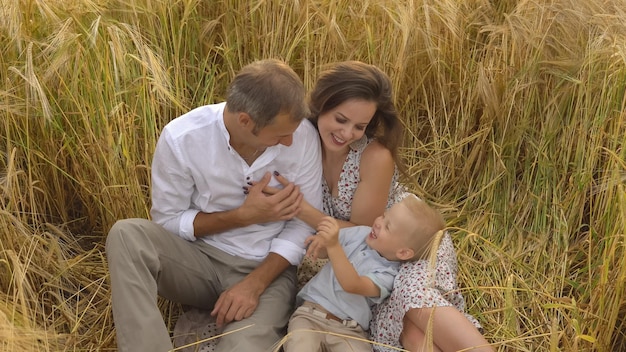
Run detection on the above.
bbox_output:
[252,112,301,148]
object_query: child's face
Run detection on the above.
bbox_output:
[366,200,419,261]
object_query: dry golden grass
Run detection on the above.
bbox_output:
[1,0,625,351]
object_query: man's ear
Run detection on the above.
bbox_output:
[238,112,253,128]
[396,247,415,261]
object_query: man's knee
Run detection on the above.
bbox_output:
[105,218,152,262]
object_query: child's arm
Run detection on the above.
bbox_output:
[402,306,494,352]
[308,217,381,297]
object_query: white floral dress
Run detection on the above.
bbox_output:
[369,232,482,351]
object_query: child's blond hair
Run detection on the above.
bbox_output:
[400,194,446,260]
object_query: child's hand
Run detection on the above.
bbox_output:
[316,216,340,245]
[305,216,339,260]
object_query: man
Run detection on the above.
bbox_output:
[106,59,322,351]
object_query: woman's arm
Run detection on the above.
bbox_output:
[262,174,357,229]
[348,141,396,226]
[299,196,355,229]
[267,141,396,228]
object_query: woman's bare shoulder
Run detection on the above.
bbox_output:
[361,140,394,165]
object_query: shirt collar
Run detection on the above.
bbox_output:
[217,109,286,169]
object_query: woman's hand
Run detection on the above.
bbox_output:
[258,171,357,229]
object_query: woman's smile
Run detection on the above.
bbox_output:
[331,133,348,146]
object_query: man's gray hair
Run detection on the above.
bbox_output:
[226,59,308,133]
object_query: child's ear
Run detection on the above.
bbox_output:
[396,247,415,261]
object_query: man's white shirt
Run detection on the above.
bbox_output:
[150,102,323,265]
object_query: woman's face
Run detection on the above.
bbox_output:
[316,99,377,153]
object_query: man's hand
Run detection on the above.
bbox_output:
[256,171,290,195]
[305,216,340,260]
[210,253,290,328]
[210,278,263,328]
[238,172,302,224]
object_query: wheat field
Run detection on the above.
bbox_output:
[1,0,625,351]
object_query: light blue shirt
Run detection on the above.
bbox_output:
[297,226,400,329]
[150,102,323,265]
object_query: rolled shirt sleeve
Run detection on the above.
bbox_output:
[269,121,323,265]
[150,127,199,239]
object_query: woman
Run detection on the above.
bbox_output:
[277,61,490,351]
